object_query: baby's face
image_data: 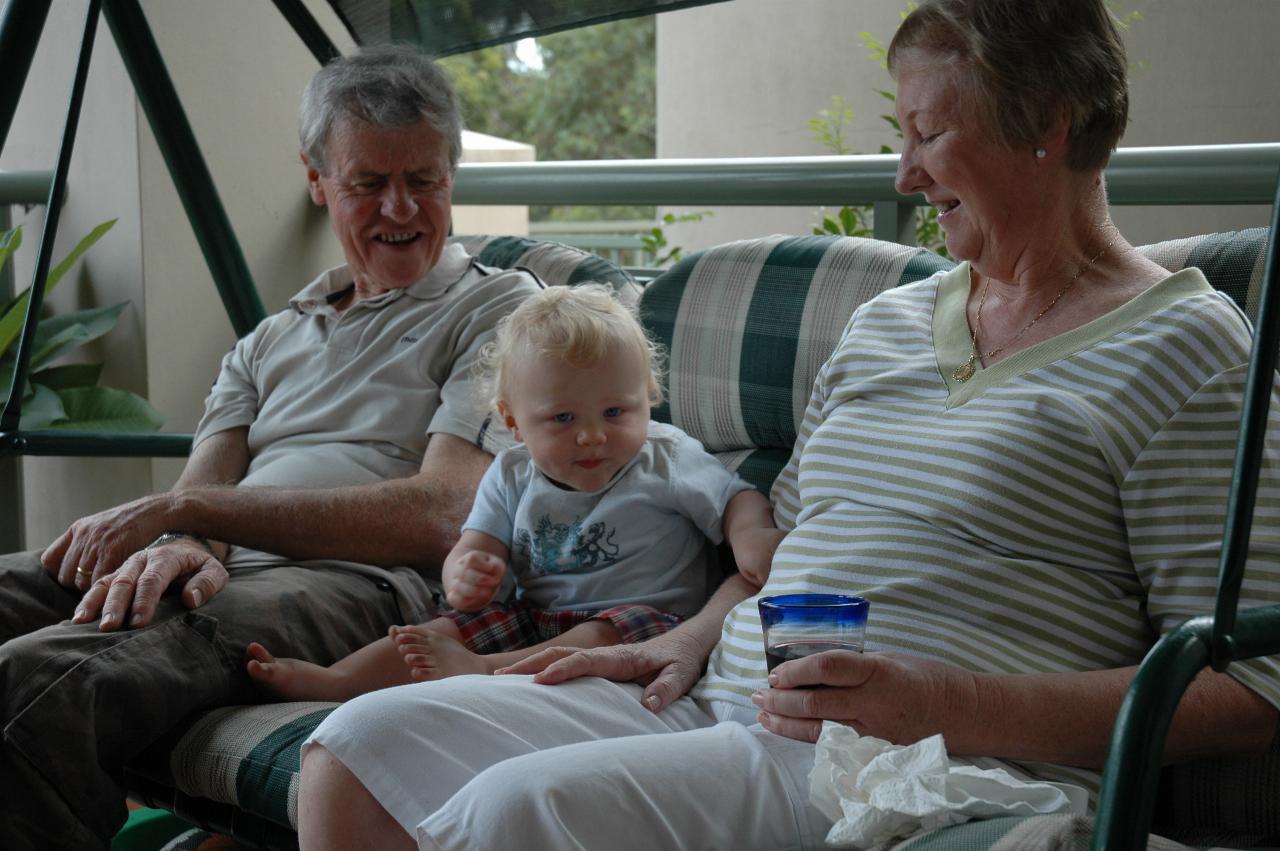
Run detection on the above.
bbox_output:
[500,344,651,492]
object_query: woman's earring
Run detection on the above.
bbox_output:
[1035,148,1047,159]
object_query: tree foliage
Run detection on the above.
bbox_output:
[441,16,656,221]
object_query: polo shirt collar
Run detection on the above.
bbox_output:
[290,242,473,316]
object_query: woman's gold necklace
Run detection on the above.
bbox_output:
[951,236,1116,383]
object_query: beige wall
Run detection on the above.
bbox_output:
[134,0,355,497]
[1113,0,1277,244]
[656,0,1278,253]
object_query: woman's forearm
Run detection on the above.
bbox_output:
[678,573,756,657]
[968,665,1277,768]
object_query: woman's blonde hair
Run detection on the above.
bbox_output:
[477,284,666,412]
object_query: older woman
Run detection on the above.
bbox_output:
[298,2,1280,848]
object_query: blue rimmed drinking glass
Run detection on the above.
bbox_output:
[757,593,870,672]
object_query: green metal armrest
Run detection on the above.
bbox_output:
[1096,608,1280,850]
[1093,173,1280,849]
[0,430,192,458]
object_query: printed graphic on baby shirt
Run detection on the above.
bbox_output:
[516,515,620,576]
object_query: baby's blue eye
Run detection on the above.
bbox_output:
[552,412,574,423]
[604,407,623,418]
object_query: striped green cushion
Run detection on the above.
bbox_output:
[448,234,641,304]
[641,234,951,492]
[167,701,338,829]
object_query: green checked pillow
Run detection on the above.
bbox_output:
[641,234,952,493]
[448,234,641,305]
[1137,228,1269,322]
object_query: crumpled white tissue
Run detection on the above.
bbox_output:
[809,721,1088,849]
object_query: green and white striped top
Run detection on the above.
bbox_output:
[692,262,1280,795]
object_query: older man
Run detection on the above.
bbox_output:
[0,46,541,849]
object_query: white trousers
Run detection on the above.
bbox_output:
[306,674,832,850]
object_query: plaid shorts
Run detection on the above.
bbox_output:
[443,601,683,655]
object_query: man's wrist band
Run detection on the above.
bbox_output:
[147,532,213,553]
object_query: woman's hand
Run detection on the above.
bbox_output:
[496,629,711,713]
[752,649,981,746]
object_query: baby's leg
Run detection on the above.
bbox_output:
[246,635,414,701]
[392,618,622,681]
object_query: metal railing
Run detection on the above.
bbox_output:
[3,140,1278,458]
[527,219,651,268]
[3,141,1277,436]
[454,143,1280,244]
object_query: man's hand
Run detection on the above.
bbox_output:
[443,550,506,611]
[70,540,229,631]
[496,629,711,714]
[41,493,176,591]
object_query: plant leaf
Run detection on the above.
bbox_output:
[31,362,103,390]
[44,218,116,293]
[0,219,116,356]
[45,386,165,432]
[18,382,68,429]
[28,303,127,371]
[0,226,21,284]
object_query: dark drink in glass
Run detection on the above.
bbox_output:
[757,594,870,672]
[764,638,864,672]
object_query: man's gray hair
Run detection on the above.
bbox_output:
[299,44,463,175]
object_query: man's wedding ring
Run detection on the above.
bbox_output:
[76,566,92,578]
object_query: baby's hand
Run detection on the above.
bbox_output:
[732,526,786,588]
[444,550,506,611]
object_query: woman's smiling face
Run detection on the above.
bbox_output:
[893,50,1040,273]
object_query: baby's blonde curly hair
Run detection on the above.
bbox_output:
[477,284,666,413]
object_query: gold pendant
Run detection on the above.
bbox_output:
[952,358,976,382]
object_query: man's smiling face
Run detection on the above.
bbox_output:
[307,118,454,300]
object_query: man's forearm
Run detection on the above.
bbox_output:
[169,474,466,570]
[153,431,492,572]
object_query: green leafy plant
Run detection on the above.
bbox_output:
[641,210,712,267]
[0,219,165,431]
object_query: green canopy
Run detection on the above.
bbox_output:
[325,0,731,55]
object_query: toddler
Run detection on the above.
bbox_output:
[246,284,782,699]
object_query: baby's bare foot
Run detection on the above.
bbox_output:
[246,642,355,701]
[391,625,494,680]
